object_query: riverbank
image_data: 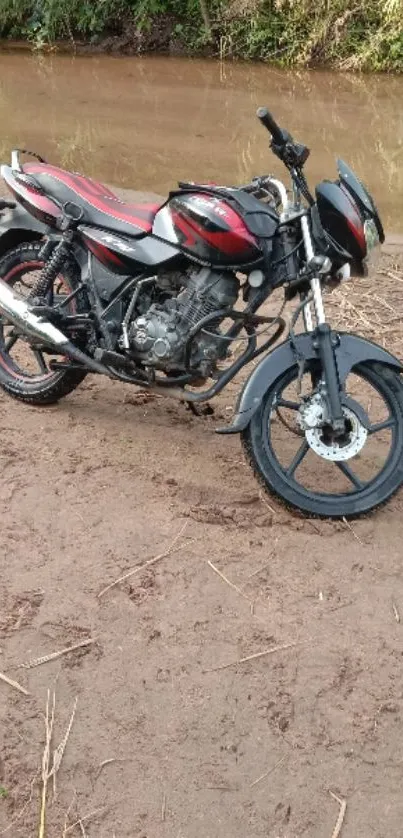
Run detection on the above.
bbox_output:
[1,1,403,71]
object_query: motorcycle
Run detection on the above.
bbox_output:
[0,107,402,518]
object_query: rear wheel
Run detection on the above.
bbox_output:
[0,242,88,405]
[242,360,403,518]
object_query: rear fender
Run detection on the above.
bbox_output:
[217,332,403,434]
[0,204,49,259]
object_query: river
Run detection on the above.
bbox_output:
[0,52,402,230]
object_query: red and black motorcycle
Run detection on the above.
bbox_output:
[0,107,402,518]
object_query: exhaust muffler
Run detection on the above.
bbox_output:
[0,277,109,376]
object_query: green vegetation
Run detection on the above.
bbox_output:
[0,786,9,799]
[1,0,403,71]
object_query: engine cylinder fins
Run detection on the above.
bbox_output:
[127,267,239,372]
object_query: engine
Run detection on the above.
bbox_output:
[128,267,239,374]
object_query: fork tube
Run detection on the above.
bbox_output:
[302,299,314,332]
[300,214,325,326]
[310,277,325,325]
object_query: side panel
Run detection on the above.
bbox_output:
[78,226,181,275]
[217,332,403,433]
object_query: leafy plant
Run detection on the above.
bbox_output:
[1,0,403,70]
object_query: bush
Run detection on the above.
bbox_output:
[1,0,403,71]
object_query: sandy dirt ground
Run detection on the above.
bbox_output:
[1,225,403,838]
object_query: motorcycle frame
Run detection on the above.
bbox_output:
[0,169,400,427]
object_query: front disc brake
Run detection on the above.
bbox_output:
[305,406,368,461]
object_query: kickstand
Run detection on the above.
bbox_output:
[185,401,214,417]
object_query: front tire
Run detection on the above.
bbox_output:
[0,242,88,405]
[242,361,403,518]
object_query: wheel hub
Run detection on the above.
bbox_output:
[297,392,327,430]
[305,406,367,461]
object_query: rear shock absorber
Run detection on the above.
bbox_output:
[32,237,72,300]
[31,201,83,301]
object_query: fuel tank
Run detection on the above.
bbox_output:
[153,192,266,267]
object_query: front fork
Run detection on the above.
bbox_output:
[300,214,345,431]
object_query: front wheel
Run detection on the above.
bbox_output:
[242,361,403,518]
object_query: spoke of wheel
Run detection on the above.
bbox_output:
[368,417,396,435]
[33,350,48,374]
[335,460,365,490]
[285,439,310,477]
[276,397,300,411]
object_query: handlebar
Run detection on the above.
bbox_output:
[256,107,288,147]
[256,106,313,205]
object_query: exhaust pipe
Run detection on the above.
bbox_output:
[0,277,110,376]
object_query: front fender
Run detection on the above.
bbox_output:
[0,204,49,259]
[217,331,403,434]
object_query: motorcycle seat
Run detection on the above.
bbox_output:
[22,163,162,238]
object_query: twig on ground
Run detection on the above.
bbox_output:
[329,790,347,838]
[51,697,78,798]
[307,519,322,535]
[38,689,55,838]
[78,818,89,838]
[342,517,364,547]
[206,785,234,791]
[96,758,117,777]
[19,639,96,669]
[392,600,400,623]
[161,792,167,822]
[38,692,77,838]
[204,641,300,673]
[245,556,275,580]
[98,522,190,598]
[385,269,403,283]
[371,292,396,314]
[0,670,30,696]
[207,560,250,601]
[258,491,277,517]
[250,754,286,787]
[64,807,109,834]
[95,758,130,779]
[62,792,77,838]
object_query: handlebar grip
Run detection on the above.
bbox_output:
[256,107,284,145]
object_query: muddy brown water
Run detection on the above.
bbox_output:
[0,52,403,231]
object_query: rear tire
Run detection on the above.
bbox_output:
[0,243,88,405]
